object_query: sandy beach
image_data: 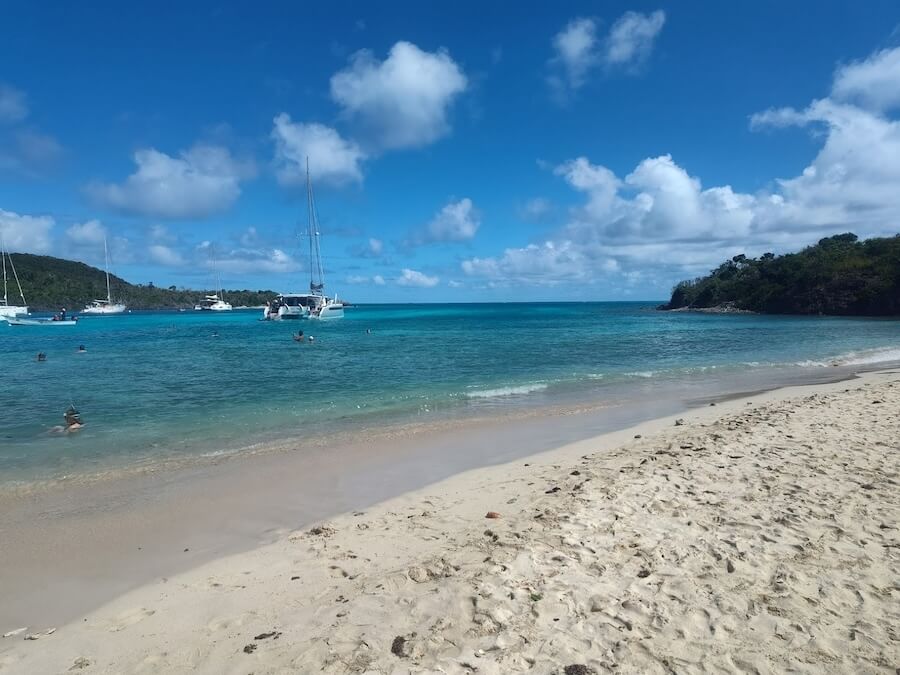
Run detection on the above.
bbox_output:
[1,371,898,673]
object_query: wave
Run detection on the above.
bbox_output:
[465,383,549,399]
[795,345,900,368]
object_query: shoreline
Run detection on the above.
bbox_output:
[0,364,878,632]
[1,369,898,672]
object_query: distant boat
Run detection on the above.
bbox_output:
[263,159,344,321]
[194,245,232,311]
[6,316,78,326]
[82,237,127,315]
[0,234,29,320]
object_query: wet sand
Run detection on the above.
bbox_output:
[1,370,898,673]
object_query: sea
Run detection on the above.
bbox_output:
[1,302,898,489]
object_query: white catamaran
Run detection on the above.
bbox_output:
[82,237,127,315]
[0,234,29,320]
[194,246,232,311]
[263,160,344,321]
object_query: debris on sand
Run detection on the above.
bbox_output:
[485,511,501,519]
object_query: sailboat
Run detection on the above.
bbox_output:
[82,237,127,315]
[0,234,29,320]
[194,246,232,311]
[263,159,344,321]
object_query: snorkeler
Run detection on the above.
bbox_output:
[64,405,84,431]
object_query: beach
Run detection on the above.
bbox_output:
[1,370,897,673]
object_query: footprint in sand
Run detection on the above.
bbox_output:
[106,607,156,632]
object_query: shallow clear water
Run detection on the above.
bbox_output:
[1,303,898,484]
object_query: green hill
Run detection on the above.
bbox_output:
[3,253,277,310]
[660,233,900,315]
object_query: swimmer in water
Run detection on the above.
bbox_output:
[77,345,87,353]
[36,352,47,362]
[63,405,84,431]
[308,335,315,343]
[50,405,84,434]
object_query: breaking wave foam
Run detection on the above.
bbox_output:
[466,383,549,399]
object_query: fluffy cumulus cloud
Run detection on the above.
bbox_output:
[88,144,255,219]
[469,45,900,289]
[831,47,900,112]
[0,84,27,123]
[0,208,54,253]
[271,113,366,186]
[413,198,479,245]
[330,41,468,150]
[397,268,439,287]
[548,10,665,99]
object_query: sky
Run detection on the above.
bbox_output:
[2,1,900,302]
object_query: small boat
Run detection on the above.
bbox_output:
[194,246,233,311]
[6,317,79,326]
[0,235,29,319]
[263,159,344,322]
[82,237,127,315]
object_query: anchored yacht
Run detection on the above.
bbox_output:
[264,160,344,322]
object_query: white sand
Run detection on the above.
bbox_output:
[1,372,898,674]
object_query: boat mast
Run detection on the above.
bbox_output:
[211,245,223,302]
[1,234,26,307]
[305,157,325,295]
[104,236,112,303]
[1,234,7,307]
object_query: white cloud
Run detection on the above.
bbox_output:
[397,268,439,287]
[551,18,598,91]
[548,10,665,99]
[413,198,479,245]
[605,10,666,68]
[0,84,27,123]
[215,247,299,275]
[470,45,900,289]
[148,244,187,267]
[831,47,900,112]
[65,219,107,246]
[330,41,468,150]
[0,209,54,253]
[462,240,617,286]
[88,144,254,219]
[271,113,366,186]
[346,272,387,285]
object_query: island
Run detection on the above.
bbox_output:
[659,233,900,316]
[5,253,277,311]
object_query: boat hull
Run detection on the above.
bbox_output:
[5,318,78,326]
[82,303,127,315]
[0,305,29,318]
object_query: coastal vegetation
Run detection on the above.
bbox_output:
[661,233,900,315]
[6,253,276,310]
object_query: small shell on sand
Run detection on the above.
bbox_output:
[485,511,502,519]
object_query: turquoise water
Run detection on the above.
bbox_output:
[1,303,898,485]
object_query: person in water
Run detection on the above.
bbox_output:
[50,405,84,434]
[36,352,47,362]
[293,330,304,342]
[77,345,87,353]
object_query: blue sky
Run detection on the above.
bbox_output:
[2,1,899,301]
